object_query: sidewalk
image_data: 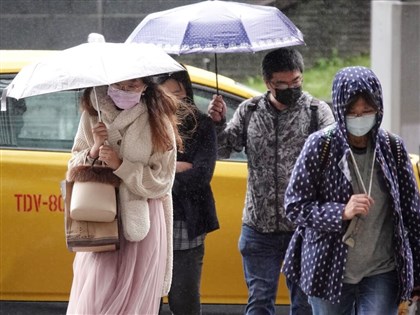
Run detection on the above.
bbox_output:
[161,303,290,314]
[0,302,290,315]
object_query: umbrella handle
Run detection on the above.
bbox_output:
[92,87,102,122]
[214,53,219,95]
[1,87,8,111]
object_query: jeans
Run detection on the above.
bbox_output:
[309,270,399,315]
[239,224,312,315]
[167,245,204,315]
[286,277,313,315]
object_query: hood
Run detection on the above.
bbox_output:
[331,66,383,140]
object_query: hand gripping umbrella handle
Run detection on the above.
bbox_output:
[92,87,109,145]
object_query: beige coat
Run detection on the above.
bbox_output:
[68,86,176,295]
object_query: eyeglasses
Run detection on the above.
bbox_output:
[346,109,377,118]
[269,76,303,90]
[110,81,144,92]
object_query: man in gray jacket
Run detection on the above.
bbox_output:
[208,48,335,315]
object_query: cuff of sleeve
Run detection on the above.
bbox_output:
[114,158,137,180]
[215,120,227,133]
[215,117,226,126]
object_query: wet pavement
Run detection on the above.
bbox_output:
[0,301,290,315]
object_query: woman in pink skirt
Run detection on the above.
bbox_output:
[66,77,181,314]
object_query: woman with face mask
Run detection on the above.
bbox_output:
[66,77,182,315]
[155,70,219,315]
[282,66,420,314]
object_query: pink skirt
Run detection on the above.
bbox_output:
[66,199,167,315]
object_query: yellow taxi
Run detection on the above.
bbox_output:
[1,50,419,313]
[0,50,280,309]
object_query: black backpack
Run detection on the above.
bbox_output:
[241,94,402,170]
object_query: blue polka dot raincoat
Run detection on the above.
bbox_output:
[282,66,420,303]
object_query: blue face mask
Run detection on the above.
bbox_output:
[346,113,376,136]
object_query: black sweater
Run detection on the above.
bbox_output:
[172,112,219,240]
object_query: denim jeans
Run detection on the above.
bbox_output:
[239,224,312,315]
[309,270,399,315]
[167,245,204,315]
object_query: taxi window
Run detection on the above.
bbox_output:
[0,76,80,151]
[192,84,244,119]
[0,76,247,160]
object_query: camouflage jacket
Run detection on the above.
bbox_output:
[216,91,335,233]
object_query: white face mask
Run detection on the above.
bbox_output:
[346,113,376,137]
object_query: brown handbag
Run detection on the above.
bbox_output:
[61,162,121,252]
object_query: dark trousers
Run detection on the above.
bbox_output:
[166,244,205,315]
[239,224,312,315]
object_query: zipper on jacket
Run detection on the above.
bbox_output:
[275,112,281,230]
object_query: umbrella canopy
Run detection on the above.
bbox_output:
[4,42,185,103]
[125,0,304,93]
[125,0,305,55]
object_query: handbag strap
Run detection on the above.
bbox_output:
[90,156,108,173]
[92,156,100,166]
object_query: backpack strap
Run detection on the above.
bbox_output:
[320,127,333,171]
[386,131,402,168]
[242,95,262,153]
[242,95,321,153]
[309,97,320,134]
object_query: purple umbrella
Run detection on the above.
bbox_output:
[126,0,305,93]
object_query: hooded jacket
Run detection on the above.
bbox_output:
[281,66,420,303]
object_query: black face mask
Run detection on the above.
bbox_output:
[274,87,302,106]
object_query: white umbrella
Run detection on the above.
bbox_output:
[2,42,185,111]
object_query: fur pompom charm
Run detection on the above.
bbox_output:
[67,161,121,187]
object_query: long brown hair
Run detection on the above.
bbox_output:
[142,77,183,152]
[153,70,198,144]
